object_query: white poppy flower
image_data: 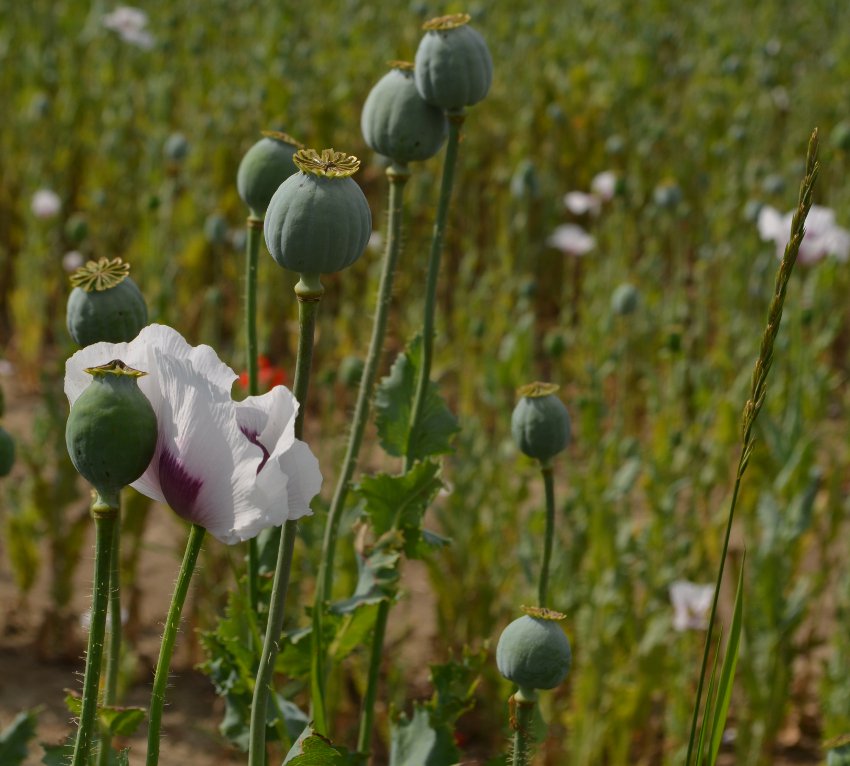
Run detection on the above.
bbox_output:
[546,224,596,256]
[757,204,850,265]
[102,6,155,49]
[669,580,714,631]
[31,189,61,219]
[63,251,85,272]
[563,191,601,216]
[590,170,617,201]
[64,324,321,544]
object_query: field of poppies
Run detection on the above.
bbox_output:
[3,1,850,765]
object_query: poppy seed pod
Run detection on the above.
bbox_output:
[611,283,640,316]
[66,258,148,347]
[361,62,447,164]
[264,148,372,275]
[511,382,571,463]
[0,426,14,477]
[237,131,303,217]
[65,360,157,507]
[414,13,493,111]
[496,607,572,691]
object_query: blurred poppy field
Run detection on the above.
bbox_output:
[3,1,850,764]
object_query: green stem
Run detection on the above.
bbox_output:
[538,463,555,608]
[145,523,205,766]
[97,509,123,766]
[248,281,322,766]
[311,165,410,733]
[71,502,117,766]
[246,215,263,615]
[356,599,390,755]
[404,111,464,472]
[509,688,538,766]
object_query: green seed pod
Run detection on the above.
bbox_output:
[66,258,148,347]
[338,355,364,389]
[64,212,89,245]
[496,607,572,691]
[204,213,228,245]
[163,132,189,163]
[0,426,15,477]
[511,382,571,463]
[237,131,303,217]
[65,360,157,506]
[414,13,493,111]
[611,283,639,316]
[361,62,447,164]
[264,148,371,275]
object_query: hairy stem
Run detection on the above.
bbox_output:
[97,509,122,766]
[510,688,538,766]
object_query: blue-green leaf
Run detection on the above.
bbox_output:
[282,724,357,765]
[389,705,458,766]
[0,709,39,766]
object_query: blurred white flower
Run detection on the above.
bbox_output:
[546,224,596,256]
[0,360,14,377]
[31,189,61,219]
[758,204,850,265]
[591,170,617,201]
[367,230,384,252]
[103,6,155,49]
[564,191,600,216]
[669,580,714,631]
[63,251,85,272]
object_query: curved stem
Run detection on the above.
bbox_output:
[97,509,123,766]
[145,523,205,766]
[248,284,322,765]
[404,111,464,472]
[538,463,555,608]
[311,165,410,733]
[509,688,538,766]
[245,216,263,614]
[356,599,390,754]
[71,503,117,766]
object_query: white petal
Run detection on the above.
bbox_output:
[591,171,617,201]
[546,224,596,256]
[563,191,600,216]
[272,440,322,520]
[756,205,784,242]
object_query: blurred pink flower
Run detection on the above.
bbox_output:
[669,580,714,631]
[63,251,85,272]
[564,191,600,216]
[758,204,850,265]
[103,6,155,49]
[590,170,617,201]
[546,224,596,256]
[31,189,61,219]
[65,324,322,544]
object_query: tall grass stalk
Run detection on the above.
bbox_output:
[684,128,819,765]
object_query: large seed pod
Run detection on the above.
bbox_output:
[414,13,493,111]
[511,382,571,463]
[361,62,447,164]
[496,608,572,691]
[65,360,157,505]
[264,148,371,275]
[237,131,303,217]
[66,258,148,346]
[0,426,14,477]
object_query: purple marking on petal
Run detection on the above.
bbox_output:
[159,448,204,524]
[240,426,270,474]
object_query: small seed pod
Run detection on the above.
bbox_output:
[0,426,15,477]
[511,382,571,463]
[496,607,572,691]
[361,62,447,164]
[65,360,157,506]
[611,283,639,316]
[66,258,148,347]
[237,131,303,217]
[163,132,189,163]
[264,148,372,275]
[414,13,493,111]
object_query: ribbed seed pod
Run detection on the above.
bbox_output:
[66,258,148,346]
[511,382,571,463]
[264,148,371,275]
[414,13,493,111]
[237,131,303,217]
[496,607,572,691]
[65,360,157,506]
[361,62,447,164]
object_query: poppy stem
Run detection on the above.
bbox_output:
[71,498,118,766]
[538,462,555,608]
[509,688,538,766]
[311,164,410,734]
[145,523,205,766]
[245,215,263,615]
[249,279,322,766]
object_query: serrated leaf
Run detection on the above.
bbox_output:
[427,648,485,726]
[330,603,380,662]
[375,336,459,461]
[355,461,443,558]
[331,531,403,614]
[282,724,357,765]
[0,708,39,765]
[63,692,82,717]
[99,706,145,737]
[41,736,74,766]
[390,705,459,766]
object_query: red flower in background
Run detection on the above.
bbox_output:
[238,355,287,392]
